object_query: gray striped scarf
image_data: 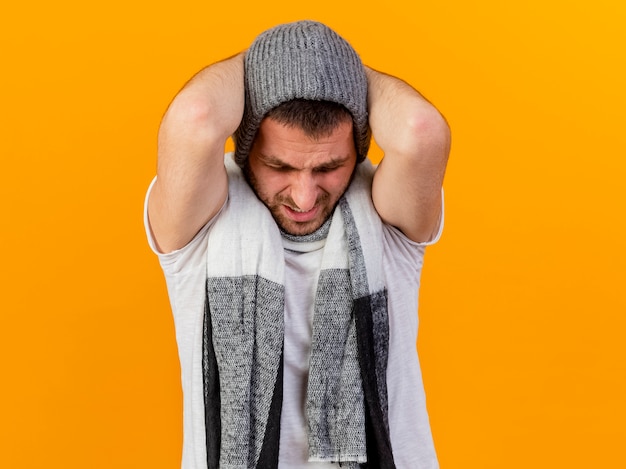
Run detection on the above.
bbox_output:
[202,154,395,468]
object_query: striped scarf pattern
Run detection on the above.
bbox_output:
[202,155,395,469]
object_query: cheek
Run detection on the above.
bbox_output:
[255,169,290,197]
[322,168,353,193]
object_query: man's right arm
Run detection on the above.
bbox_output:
[148,54,244,253]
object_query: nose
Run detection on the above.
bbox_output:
[290,172,318,211]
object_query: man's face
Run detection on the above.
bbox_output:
[245,117,357,236]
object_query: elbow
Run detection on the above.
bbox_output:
[405,104,451,154]
[159,92,228,148]
[163,92,213,132]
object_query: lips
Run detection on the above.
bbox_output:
[283,204,320,223]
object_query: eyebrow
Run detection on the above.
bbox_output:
[258,153,351,171]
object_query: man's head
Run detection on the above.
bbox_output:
[234,21,370,235]
[234,20,370,166]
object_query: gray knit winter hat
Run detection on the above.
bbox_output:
[234,20,370,166]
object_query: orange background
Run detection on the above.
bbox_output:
[1,1,625,468]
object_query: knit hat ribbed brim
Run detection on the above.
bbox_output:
[234,21,370,166]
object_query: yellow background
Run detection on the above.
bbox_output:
[1,1,624,468]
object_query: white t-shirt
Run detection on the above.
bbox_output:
[144,178,442,469]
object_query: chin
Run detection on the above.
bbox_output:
[278,220,322,236]
[274,212,328,236]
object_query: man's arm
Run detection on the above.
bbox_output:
[367,67,451,243]
[148,54,244,253]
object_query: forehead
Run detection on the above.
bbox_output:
[252,119,355,170]
[253,117,355,163]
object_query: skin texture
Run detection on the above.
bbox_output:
[148,53,450,253]
[148,55,242,254]
[365,67,450,243]
[244,117,357,236]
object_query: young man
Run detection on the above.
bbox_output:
[145,20,450,469]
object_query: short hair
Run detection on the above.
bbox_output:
[265,99,354,140]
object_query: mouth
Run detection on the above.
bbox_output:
[283,204,320,223]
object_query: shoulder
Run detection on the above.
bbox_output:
[144,175,227,275]
[380,191,444,275]
[349,159,445,249]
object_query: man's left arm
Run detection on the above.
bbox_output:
[367,67,451,243]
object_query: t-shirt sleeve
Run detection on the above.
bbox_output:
[386,188,445,248]
[143,176,224,275]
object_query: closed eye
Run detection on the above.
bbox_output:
[266,163,296,172]
[314,165,341,173]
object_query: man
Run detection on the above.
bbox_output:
[145,20,450,469]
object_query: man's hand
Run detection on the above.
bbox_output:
[366,67,451,243]
[148,54,245,253]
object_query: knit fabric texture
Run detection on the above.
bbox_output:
[202,155,395,468]
[234,20,370,166]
